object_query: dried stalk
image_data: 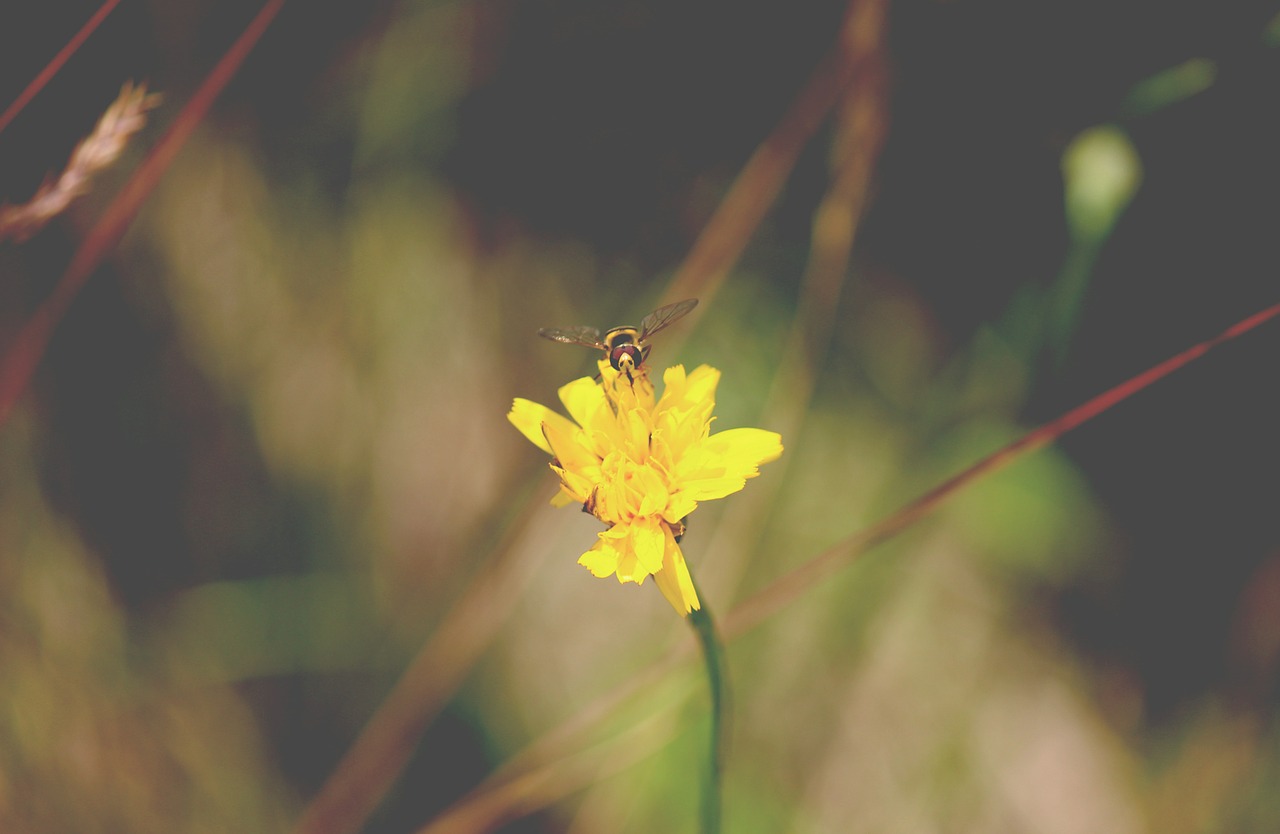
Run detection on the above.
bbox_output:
[0,81,160,242]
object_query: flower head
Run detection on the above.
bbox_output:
[509,360,783,615]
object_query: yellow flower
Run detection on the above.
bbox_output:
[509,360,783,615]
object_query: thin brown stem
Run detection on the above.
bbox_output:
[290,480,550,834]
[657,0,870,319]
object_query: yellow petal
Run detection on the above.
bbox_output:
[508,398,573,454]
[549,464,594,504]
[677,428,783,499]
[683,364,720,404]
[550,487,578,507]
[680,474,749,501]
[653,527,700,616]
[661,364,687,391]
[664,491,698,524]
[578,536,618,578]
[614,546,641,584]
[656,364,718,415]
[612,408,643,462]
[542,415,599,475]
[635,466,670,517]
[631,516,665,576]
[558,376,607,429]
[706,427,784,467]
[594,524,649,585]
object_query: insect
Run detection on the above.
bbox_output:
[538,298,698,381]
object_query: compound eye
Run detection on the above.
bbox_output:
[610,345,640,372]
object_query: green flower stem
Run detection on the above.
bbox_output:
[687,578,728,834]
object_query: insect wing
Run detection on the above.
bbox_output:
[537,324,607,350]
[637,298,698,341]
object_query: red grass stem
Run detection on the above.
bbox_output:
[0,0,124,137]
[723,301,1280,638]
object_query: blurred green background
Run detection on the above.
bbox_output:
[1,0,1278,831]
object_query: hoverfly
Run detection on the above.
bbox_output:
[538,298,698,382]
